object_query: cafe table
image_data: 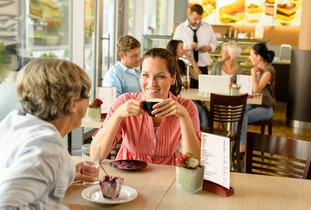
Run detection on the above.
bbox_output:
[63,156,311,210]
[180,88,263,105]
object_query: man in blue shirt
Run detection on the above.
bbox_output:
[103,35,142,97]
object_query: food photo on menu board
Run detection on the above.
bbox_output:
[187,0,302,26]
[274,0,303,26]
[245,0,272,25]
[216,0,245,25]
[188,0,218,25]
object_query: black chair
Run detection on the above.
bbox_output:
[245,132,311,179]
[249,118,273,135]
[202,93,248,172]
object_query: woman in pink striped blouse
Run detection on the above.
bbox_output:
[92,48,201,165]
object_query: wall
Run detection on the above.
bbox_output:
[213,26,300,47]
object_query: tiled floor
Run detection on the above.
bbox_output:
[247,102,311,142]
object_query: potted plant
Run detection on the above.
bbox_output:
[229,82,240,96]
[87,98,103,121]
[175,152,204,193]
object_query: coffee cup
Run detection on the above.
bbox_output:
[143,98,164,116]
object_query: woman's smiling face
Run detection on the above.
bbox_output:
[141,57,175,99]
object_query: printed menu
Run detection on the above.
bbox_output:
[96,87,116,113]
[237,75,253,95]
[188,0,303,26]
[201,132,230,189]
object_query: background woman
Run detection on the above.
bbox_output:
[240,43,276,153]
[166,39,208,129]
[166,39,201,82]
[92,48,201,165]
[210,41,244,82]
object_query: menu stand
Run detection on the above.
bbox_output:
[203,180,234,197]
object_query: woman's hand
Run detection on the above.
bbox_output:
[251,66,262,75]
[152,98,186,118]
[251,66,271,93]
[74,162,96,182]
[184,53,195,62]
[115,99,145,118]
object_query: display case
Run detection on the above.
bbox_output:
[142,35,269,74]
[142,35,173,54]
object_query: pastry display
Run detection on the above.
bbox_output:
[276,3,297,24]
[265,0,275,16]
[218,0,245,23]
[99,175,124,200]
[246,3,264,23]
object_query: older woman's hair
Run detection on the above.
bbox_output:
[140,48,182,96]
[222,41,241,60]
[16,58,91,121]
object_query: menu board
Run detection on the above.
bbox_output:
[188,0,303,26]
[201,132,230,189]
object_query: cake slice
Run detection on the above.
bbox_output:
[246,4,263,23]
[265,0,274,16]
[276,3,296,24]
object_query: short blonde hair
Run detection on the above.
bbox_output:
[16,58,91,121]
[222,42,241,60]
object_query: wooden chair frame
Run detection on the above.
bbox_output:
[245,132,311,179]
[250,118,273,135]
[203,93,248,172]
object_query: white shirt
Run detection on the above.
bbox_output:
[0,110,75,209]
[173,20,218,67]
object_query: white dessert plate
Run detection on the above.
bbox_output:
[81,185,138,204]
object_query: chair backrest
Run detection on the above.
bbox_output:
[208,93,248,133]
[246,132,311,179]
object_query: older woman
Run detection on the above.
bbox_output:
[210,41,244,82]
[92,48,201,165]
[0,59,92,209]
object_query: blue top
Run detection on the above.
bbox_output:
[103,61,142,97]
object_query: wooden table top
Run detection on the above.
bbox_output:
[63,156,311,210]
[180,88,263,105]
